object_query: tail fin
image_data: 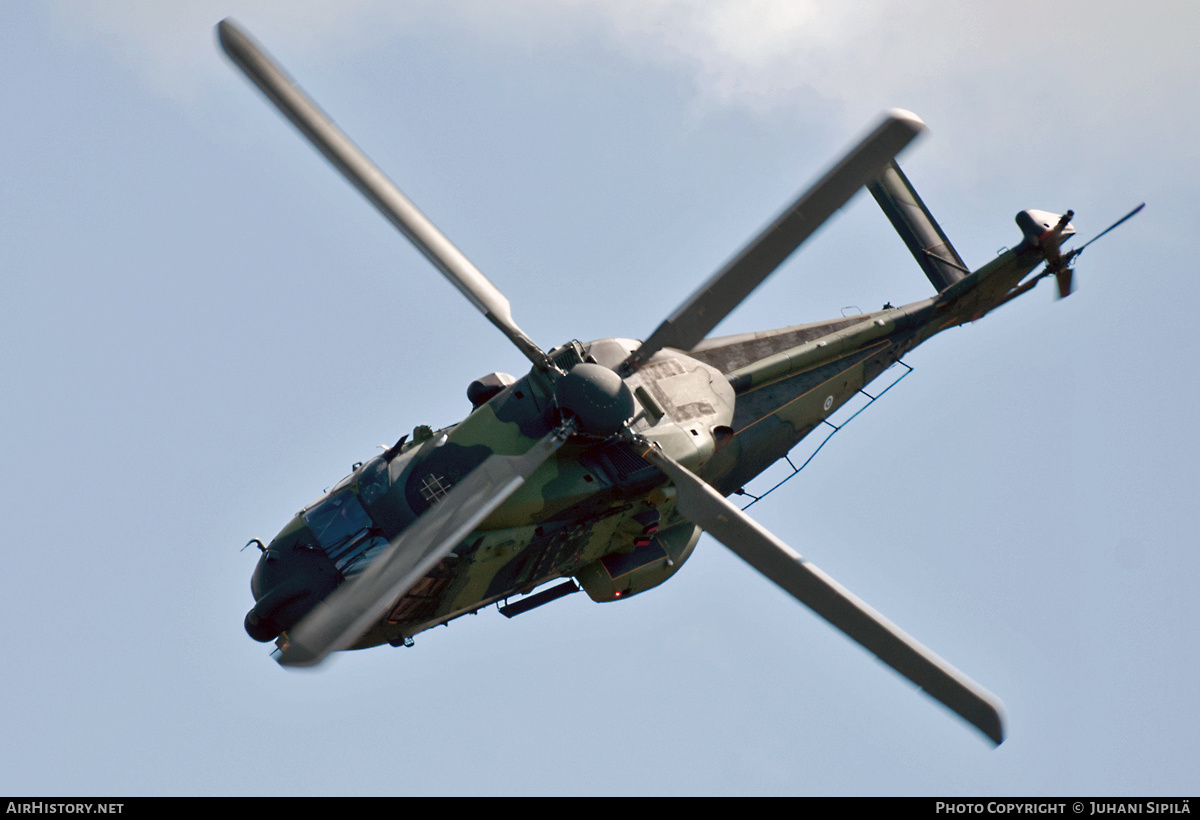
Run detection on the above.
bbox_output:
[868,161,968,292]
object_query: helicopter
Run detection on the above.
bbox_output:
[220,19,1142,746]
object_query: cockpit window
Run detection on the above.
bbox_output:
[303,490,381,572]
[358,456,389,505]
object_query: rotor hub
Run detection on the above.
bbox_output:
[555,363,635,437]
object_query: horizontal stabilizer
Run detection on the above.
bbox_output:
[869,161,968,292]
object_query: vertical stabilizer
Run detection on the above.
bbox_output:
[868,161,968,292]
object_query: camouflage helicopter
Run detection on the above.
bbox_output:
[222,20,1141,746]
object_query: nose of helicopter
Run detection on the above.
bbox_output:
[245,525,343,642]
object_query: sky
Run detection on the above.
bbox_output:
[2,0,1197,796]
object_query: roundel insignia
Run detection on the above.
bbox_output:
[823,395,834,411]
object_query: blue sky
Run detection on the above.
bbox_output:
[2,0,1197,795]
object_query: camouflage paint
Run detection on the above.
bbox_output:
[250,223,1050,654]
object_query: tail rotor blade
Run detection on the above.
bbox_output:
[641,443,1005,745]
[1054,267,1075,299]
[217,19,550,372]
[1077,202,1145,254]
[278,423,574,667]
[624,110,925,371]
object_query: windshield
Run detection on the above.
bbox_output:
[303,489,386,574]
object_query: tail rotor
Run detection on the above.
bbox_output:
[1018,203,1144,298]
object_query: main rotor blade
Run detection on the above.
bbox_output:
[640,444,1005,745]
[217,19,550,372]
[278,423,574,667]
[624,110,926,371]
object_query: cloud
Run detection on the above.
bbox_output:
[45,0,397,101]
[45,0,1200,171]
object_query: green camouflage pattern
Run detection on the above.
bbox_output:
[251,238,1049,652]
